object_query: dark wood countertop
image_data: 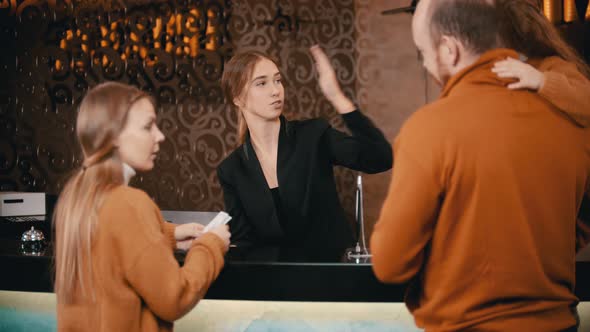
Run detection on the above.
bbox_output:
[2,238,590,302]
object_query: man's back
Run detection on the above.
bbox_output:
[371,49,590,331]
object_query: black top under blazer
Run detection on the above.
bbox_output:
[217,110,393,261]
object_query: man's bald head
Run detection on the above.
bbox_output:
[429,0,501,54]
[412,0,503,85]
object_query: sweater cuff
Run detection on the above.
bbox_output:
[192,232,228,255]
[161,221,177,250]
[538,71,564,104]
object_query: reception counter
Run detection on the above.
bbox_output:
[2,218,590,332]
[1,237,590,302]
[2,208,590,302]
[0,237,407,301]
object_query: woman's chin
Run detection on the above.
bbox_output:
[267,107,283,118]
[136,163,154,172]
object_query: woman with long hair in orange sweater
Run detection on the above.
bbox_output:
[53,82,230,331]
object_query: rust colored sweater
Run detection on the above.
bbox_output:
[57,186,227,332]
[371,49,590,332]
[533,56,590,128]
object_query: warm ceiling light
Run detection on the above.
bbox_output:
[543,0,563,23]
[563,0,577,22]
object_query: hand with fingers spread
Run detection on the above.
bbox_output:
[492,57,545,91]
[174,223,204,251]
[310,45,355,114]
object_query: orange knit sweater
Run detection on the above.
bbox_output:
[57,186,227,332]
[534,56,590,128]
[371,49,590,332]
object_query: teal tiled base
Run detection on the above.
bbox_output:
[244,319,419,332]
[0,308,57,332]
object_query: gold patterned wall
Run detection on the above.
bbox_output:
[0,0,357,221]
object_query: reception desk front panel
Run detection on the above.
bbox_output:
[1,238,590,302]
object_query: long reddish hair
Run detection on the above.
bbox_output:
[53,82,152,303]
[497,0,590,78]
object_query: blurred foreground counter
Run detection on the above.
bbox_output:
[2,233,590,332]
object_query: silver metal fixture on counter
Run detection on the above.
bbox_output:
[344,175,372,263]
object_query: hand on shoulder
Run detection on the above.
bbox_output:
[492,56,545,91]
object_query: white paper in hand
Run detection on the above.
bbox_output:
[203,211,232,232]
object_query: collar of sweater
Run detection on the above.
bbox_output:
[440,48,520,99]
[123,162,136,185]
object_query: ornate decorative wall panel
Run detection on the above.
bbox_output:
[0,0,357,221]
[1,0,232,211]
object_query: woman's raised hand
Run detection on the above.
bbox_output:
[310,45,355,114]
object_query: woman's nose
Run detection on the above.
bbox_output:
[271,84,280,96]
[155,126,165,143]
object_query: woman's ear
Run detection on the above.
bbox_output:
[233,97,244,109]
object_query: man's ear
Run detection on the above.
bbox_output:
[439,35,460,67]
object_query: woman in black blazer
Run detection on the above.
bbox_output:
[217,46,392,261]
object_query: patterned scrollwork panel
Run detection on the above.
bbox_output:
[0,0,233,212]
[0,0,357,224]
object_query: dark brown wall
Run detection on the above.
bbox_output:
[354,0,440,234]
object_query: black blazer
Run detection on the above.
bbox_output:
[217,110,393,261]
